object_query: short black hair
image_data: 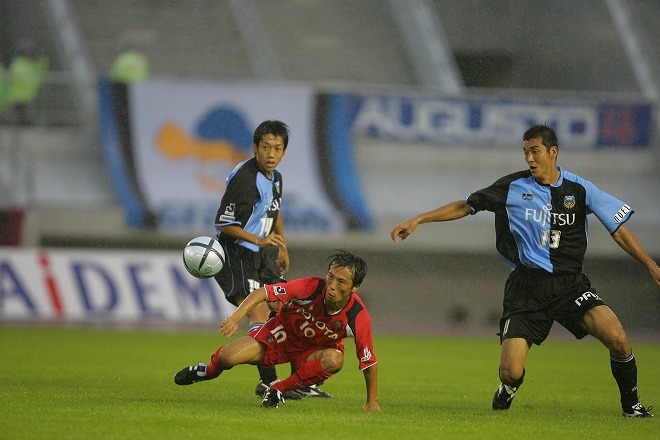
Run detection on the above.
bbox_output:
[523,124,558,150]
[327,249,367,286]
[253,120,290,150]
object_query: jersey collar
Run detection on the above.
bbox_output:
[551,166,564,187]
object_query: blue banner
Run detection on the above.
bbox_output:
[345,93,653,149]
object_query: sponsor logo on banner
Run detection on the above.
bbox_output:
[0,248,234,324]
[130,81,345,233]
[348,94,652,149]
[156,107,253,193]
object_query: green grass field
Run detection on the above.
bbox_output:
[1,326,657,439]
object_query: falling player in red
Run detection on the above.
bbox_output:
[174,250,379,411]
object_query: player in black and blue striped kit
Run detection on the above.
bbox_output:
[391,124,658,417]
[213,120,330,400]
[213,120,295,398]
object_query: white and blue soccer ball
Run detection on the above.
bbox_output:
[182,236,225,278]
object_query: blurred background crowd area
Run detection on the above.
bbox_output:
[0,0,658,332]
[1,0,658,243]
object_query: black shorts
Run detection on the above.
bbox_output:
[214,239,284,306]
[498,269,607,345]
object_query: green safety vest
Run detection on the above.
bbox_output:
[8,55,48,104]
[110,50,149,83]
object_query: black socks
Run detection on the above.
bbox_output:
[258,364,277,385]
[611,353,638,409]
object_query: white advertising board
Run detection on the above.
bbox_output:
[0,248,234,325]
[129,80,344,234]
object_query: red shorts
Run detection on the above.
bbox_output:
[251,316,345,369]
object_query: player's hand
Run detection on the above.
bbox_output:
[390,219,419,244]
[277,246,290,275]
[219,316,240,336]
[363,401,380,411]
[257,233,286,248]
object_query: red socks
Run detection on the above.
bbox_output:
[206,345,229,379]
[272,360,332,393]
[205,348,333,392]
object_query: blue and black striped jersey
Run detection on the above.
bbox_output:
[466,167,633,274]
[214,157,283,252]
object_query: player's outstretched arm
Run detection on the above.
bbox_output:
[390,200,473,244]
[611,225,660,287]
[362,364,380,411]
[217,224,286,249]
[219,288,268,336]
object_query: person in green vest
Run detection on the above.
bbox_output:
[8,39,49,126]
[109,41,149,83]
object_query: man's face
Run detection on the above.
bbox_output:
[523,137,558,185]
[253,134,286,178]
[324,264,358,308]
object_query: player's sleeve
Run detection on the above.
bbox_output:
[264,277,320,303]
[583,179,634,234]
[465,174,512,214]
[215,170,256,228]
[352,309,378,371]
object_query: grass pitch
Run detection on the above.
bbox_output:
[1,326,657,439]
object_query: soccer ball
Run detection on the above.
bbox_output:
[182,236,225,278]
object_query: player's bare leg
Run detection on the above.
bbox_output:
[580,305,630,357]
[580,305,653,417]
[215,336,266,367]
[492,337,530,410]
[246,300,275,388]
[174,336,265,386]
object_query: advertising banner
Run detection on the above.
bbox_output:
[346,93,653,149]
[0,248,234,325]
[125,80,345,233]
[99,81,654,234]
[332,92,657,225]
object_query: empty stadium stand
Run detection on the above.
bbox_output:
[0,0,657,252]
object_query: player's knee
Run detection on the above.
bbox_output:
[320,350,344,373]
[606,327,631,358]
[216,347,239,368]
[216,350,231,367]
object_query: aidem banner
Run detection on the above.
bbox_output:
[0,248,234,325]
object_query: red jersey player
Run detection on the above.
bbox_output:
[174,250,379,411]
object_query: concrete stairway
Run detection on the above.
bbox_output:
[70,0,416,87]
[71,0,251,80]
